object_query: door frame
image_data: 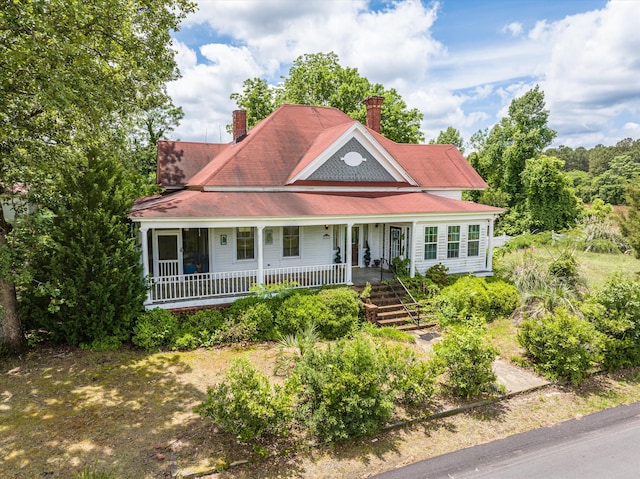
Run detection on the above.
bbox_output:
[351,225,361,267]
[152,229,183,277]
[389,226,402,261]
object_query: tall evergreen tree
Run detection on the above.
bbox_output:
[23,139,146,348]
[0,0,193,354]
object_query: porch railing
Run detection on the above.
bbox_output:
[265,263,347,288]
[150,269,258,303]
[157,260,179,278]
[149,263,347,304]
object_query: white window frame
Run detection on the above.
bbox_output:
[235,227,256,261]
[447,225,460,259]
[282,225,301,259]
[468,224,480,257]
[424,226,438,260]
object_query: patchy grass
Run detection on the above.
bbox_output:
[577,250,640,288]
[3,339,640,479]
[0,344,279,479]
[497,245,640,289]
[487,316,523,360]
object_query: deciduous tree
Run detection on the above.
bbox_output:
[0,0,194,354]
[522,155,580,231]
[429,126,466,153]
[231,52,424,143]
[470,85,556,207]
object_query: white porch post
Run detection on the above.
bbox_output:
[410,221,418,278]
[140,226,151,304]
[257,226,264,285]
[346,223,353,285]
[487,217,495,272]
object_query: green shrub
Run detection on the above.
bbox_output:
[424,263,449,288]
[402,274,440,301]
[583,274,640,369]
[212,317,258,345]
[195,358,294,443]
[275,293,331,337]
[81,336,122,352]
[433,320,499,398]
[223,295,269,320]
[548,250,580,287]
[498,231,553,253]
[171,308,225,350]
[517,308,603,384]
[132,309,178,351]
[440,276,491,319]
[485,281,520,317]
[289,335,401,442]
[382,342,435,406]
[236,301,276,341]
[316,288,360,339]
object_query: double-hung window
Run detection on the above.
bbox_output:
[282,226,300,257]
[447,226,460,258]
[236,227,255,260]
[424,226,438,260]
[468,225,480,257]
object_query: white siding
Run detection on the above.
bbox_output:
[211,226,333,273]
[426,190,463,200]
[414,220,489,275]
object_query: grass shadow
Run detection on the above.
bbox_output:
[0,345,237,478]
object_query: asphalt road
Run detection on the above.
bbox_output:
[372,401,640,479]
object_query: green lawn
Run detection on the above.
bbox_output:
[496,245,640,290]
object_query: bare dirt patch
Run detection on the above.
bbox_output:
[2,344,639,479]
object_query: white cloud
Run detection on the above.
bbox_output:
[539,1,640,144]
[171,40,197,72]
[170,0,446,142]
[168,0,640,148]
[168,43,263,142]
[502,22,523,37]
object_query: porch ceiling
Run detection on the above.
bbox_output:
[131,190,502,221]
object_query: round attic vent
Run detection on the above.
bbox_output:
[341,151,366,167]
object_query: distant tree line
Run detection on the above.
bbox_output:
[546,139,640,206]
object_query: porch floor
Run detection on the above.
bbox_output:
[351,267,394,285]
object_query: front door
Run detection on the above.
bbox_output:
[153,230,182,277]
[389,226,402,261]
[351,226,360,266]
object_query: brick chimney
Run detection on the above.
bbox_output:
[232,109,247,142]
[364,96,384,133]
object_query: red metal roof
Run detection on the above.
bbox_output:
[131,190,502,220]
[156,104,488,190]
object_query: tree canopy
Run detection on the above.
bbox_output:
[429,127,465,154]
[469,85,556,207]
[546,139,640,206]
[0,0,194,354]
[230,52,425,144]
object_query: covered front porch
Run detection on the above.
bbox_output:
[139,221,410,309]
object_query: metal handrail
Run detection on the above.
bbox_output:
[389,277,423,326]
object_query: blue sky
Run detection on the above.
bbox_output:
[168,0,640,150]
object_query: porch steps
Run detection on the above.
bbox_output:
[355,282,435,331]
